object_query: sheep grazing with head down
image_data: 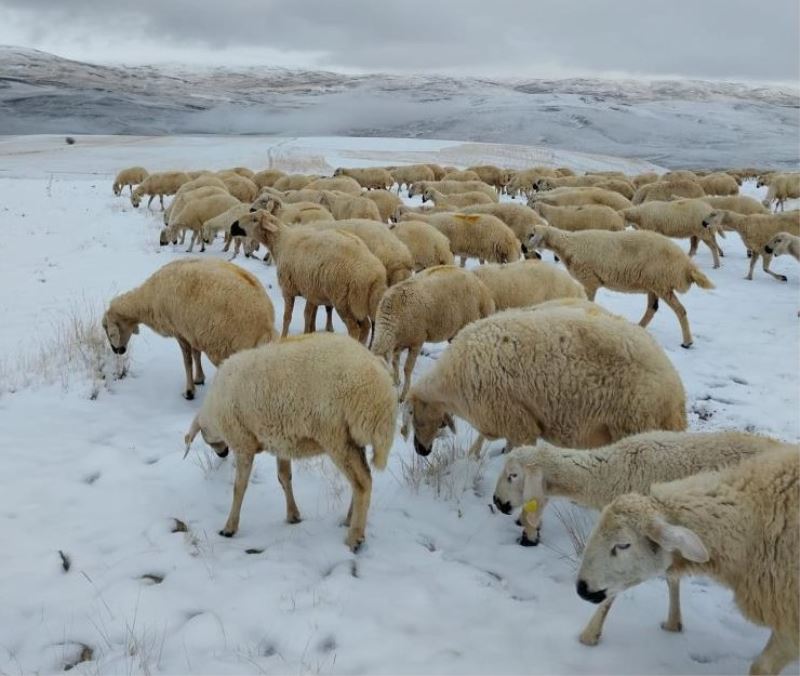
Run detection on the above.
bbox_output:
[493,431,790,643]
[388,220,455,271]
[131,171,191,209]
[184,333,397,551]
[112,166,148,196]
[402,303,686,460]
[102,259,275,400]
[363,189,403,222]
[764,231,800,260]
[528,224,714,348]
[371,265,496,399]
[162,193,241,252]
[231,210,386,343]
[390,164,435,193]
[577,447,799,676]
[761,173,800,212]
[467,165,512,192]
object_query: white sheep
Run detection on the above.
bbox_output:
[319,192,382,221]
[102,259,275,399]
[701,195,769,215]
[467,165,512,192]
[371,265,495,399]
[411,180,497,202]
[112,166,148,196]
[577,447,799,675]
[184,333,397,551]
[460,203,546,257]
[528,225,715,348]
[200,203,253,253]
[361,189,402,222]
[631,179,705,204]
[442,169,482,182]
[388,219,455,271]
[471,260,587,311]
[217,173,258,202]
[162,193,241,252]
[273,174,317,192]
[422,188,495,208]
[403,304,686,459]
[390,165,435,193]
[131,171,191,209]
[493,431,788,643]
[333,167,394,190]
[621,199,725,268]
[528,187,632,211]
[762,173,800,212]
[697,172,739,196]
[231,210,386,343]
[252,169,286,190]
[533,202,625,232]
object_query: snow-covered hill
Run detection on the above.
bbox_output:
[1,46,798,169]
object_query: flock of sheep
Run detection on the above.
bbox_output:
[106,161,799,675]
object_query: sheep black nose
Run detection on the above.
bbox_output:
[413,436,431,457]
[215,446,229,458]
[112,346,126,355]
[765,245,773,254]
[576,580,607,604]
[493,495,512,514]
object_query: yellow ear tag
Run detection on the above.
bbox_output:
[523,499,539,513]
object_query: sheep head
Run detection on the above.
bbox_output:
[184,413,229,459]
[130,188,143,208]
[492,447,549,528]
[765,232,791,256]
[527,224,554,251]
[700,210,725,231]
[577,493,708,606]
[401,391,456,457]
[102,307,139,355]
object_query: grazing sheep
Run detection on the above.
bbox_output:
[112,166,148,196]
[390,164,436,193]
[131,171,191,209]
[400,212,521,267]
[494,431,788,642]
[467,165,512,192]
[200,203,253,251]
[701,195,769,215]
[621,199,725,268]
[762,173,800,212]
[533,202,625,232]
[529,187,632,211]
[231,210,386,343]
[252,169,286,189]
[403,305,686,459]
[176,174,228,196]
[102,259,275,399]
[593,179,635,200]
[250,194,332,228]
[703,210,800,281]
[319,193,382,221]
[273,174,317,192]
[442,169,482,182]
[697,172,739,196]
[423,188,494,208]
[506,168,558,198]
[426,163,447,180]
[632,179,705,204]
[306,175,363,195]
[184,333,397,551]
[662,170,698,182]
[163,185,229,230]
[460,203,546,256]
[765,231,800,260]
[311,219,414,285]
[577,447,799,676]
[218,173,258,202]
[363,189,403,222]
[528,224,714,348]
[162,193,241,252]
[371,266,496,399]
[388,220,455,271]
[411,180,497,201]
[471,260,587,311]
[631,172,660,188]
[534,176,606,191]
[333,167,394,190]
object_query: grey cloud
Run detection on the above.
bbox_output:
[1,0,798,81]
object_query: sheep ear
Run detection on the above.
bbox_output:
[522,467,544,501]
[399,400,413,440]
[443,413,456,434]
[183,414,201,459]
[132,324,139,334]
[647,516,709,563]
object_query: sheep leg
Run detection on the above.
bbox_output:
[660,574,682,632]
[391,351,402,386]
[147,195,155,209]
[582,283,599,302]
[750,631,798,676]
[340,312,362,342]
[303,302,318,333]
[222,232,232,252]
[192,349,205,386]
[579,598,615,646]
[359,318,372,346]
[281,295,295,337]
[761,252,788,282]
[746,252,759,280]
[220,452,254,537]
[329,444,372,551]
[277,458,301,524]
[701,237,720,268]
[687,236,698,257]
[159,194,165,210]
[179,229,186,245]
[468,433,485,458]
[186,231,197,253]
[638,292,659,328]
[459,256,467,268]
[661,291,693,348]
[399,345,421,400]
[177,338,196,400]
[325,306,334,332]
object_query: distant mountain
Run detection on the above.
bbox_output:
[1,46,798,168]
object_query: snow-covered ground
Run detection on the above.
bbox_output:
[0,135,798,675]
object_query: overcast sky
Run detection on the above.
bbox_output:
[0,0,798,82]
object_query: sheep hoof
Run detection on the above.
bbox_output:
[518,531,539,547]
[660,621,683,633]
[515,517,522,526]
[779,275,788,282]
[219,529,235,538]
[183,390,195,400]
[287,514,302,525]
[579,632,600,647]
[680,342,692,349]
[346,535,365,552]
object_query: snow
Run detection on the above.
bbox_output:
[0,135,797,675]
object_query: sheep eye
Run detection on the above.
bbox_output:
[507,472,518,482]
[611,543,631,556]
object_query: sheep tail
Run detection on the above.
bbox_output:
[370,415,394,471]
[689,265,715,290]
